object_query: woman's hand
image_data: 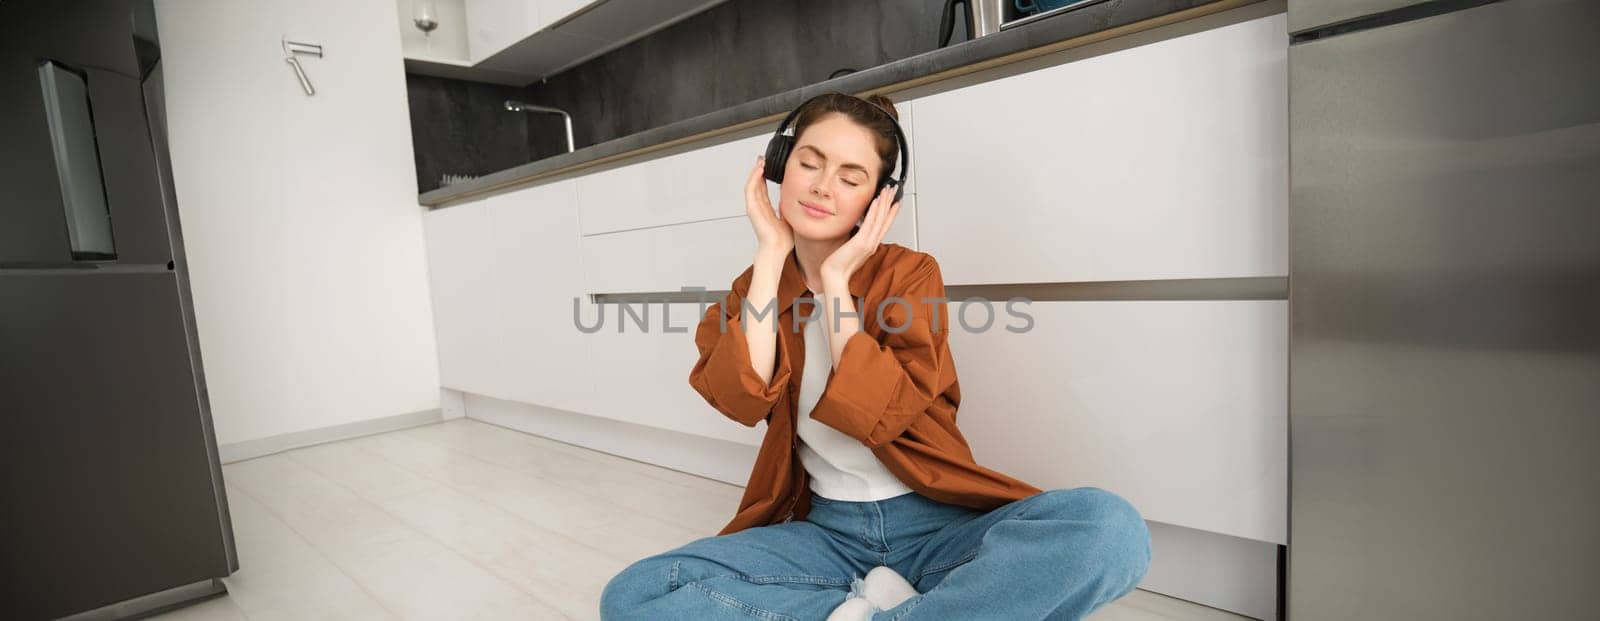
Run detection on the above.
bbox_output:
[822,184,903,282]
[746,156,794,257]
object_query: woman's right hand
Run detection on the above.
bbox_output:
[746,156,794,256]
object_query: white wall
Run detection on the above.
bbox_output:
[155,0,441,446]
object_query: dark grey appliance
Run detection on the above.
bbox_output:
[1288,0,1599,618]
[1,1,238,619]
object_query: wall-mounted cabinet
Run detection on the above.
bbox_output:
[402,0,727,86]
[398,0,471,64]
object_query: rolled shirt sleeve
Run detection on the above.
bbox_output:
[808,255,952,449]
[688,267,793,427]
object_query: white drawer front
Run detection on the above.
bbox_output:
[913,13,1288,285]
[949,299,1287,544]
[580,194,918,295]
[583,303,769,446]
[577,134,769,235]
[577,99,918,237]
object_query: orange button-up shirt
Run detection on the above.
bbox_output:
[689,242,1043,536]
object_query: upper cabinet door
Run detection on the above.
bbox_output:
[439,0,730,84]
[912,13,1288,286]
[464,0,538,62]
[532,0,593,31]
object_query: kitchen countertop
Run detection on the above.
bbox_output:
[419,0,1256,207]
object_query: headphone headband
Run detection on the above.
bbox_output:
[762,92,910,204]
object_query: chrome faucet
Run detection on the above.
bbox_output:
[505,100,575,154]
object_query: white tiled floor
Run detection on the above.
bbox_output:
[152,419,1248,620]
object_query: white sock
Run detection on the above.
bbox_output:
[861,565,920,611]
[826,595,877,621]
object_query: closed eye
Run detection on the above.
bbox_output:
[800,163,861,186]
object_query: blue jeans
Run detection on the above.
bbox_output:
[599,487,1151,620]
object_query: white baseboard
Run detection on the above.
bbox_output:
[460,392,757,485]
[218,407,443,464]
[1144,520,1281,620]
[440,387,467,420]
[457,391,1279,620]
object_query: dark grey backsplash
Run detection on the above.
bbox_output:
[406,0,967,194]
[405,74,540,195]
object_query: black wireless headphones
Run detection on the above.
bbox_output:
[763,92,910,205]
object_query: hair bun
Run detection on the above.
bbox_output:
[864,94,899,122]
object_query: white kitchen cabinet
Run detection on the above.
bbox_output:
[949,299,1287,544]
[422,199,510,399]
[432,0,725,84]
[579,194,918,295]
[580,215,753,295]
[484,180,595,414]
[578,99,917,237]
[576,133,767,236]
[882,97,916,196]
[535,0,592,29]
[420,180,762,445]
[911,13,1288,285]
[583,302,766,446]
[423,14,1287,548]
[423,180,598,413]
[397,0,471,62]
[463,0,536,62]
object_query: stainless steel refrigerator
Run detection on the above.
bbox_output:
[1,1,238,619]
[1287,0,1599,618]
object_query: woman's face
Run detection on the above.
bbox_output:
[778,113,883,240]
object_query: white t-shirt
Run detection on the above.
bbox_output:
[795,297,915,502]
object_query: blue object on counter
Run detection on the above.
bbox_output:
[1015,0,1098,16]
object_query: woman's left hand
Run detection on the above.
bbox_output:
[821,185,903,282]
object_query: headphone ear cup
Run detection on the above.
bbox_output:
[764,135,793,184]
